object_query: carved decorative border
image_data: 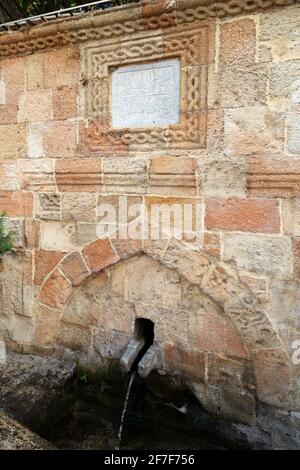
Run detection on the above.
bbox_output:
[0,0,297,59]
[82,27,208,151]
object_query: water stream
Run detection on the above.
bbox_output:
[115,370,137,450]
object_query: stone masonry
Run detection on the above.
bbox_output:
[0,0,300,445]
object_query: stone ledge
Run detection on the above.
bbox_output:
[0,0,297,59]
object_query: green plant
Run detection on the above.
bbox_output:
[0,213,13,258]
[79,373,88,383]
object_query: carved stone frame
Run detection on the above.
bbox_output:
[81,25,208,151]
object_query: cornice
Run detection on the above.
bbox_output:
[0,0,298,59]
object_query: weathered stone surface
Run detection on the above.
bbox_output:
[21,159,55,192]
[199,155,246,197]
[102,157,147,194]
[18,90,52,123]
[63,272,108,327]
[0,160,20,190]
[94,329,130,359]
[34,250,66,286]
[62,193,96,222]
[0,410,52,450]
[0,191,33,217]
[39,221,77,252]
[164,344,205,382]
[82,238,119,273]
[269,279,300,330]
[39,269,72,309]
[254,349,292,406]
[0,351,76,430]
[53,85,77,120]
[26,54,44,91]
[100,295,135,334]
[258,5,300,62]
[293,238,300,281]
[56,158,102,192]
[44,121,77,159]
[3,218,25,248]
[60,252,90,287]
[205,197,280,233]
[12,316,34,344]
[224,107,284,156]
[44,47,79,88]
[286,108,300,154]
[223,233,293,278]
[76,223,98,246]
[282,199,300,235]
[149,157,197,196]
[240,273,268,303]
[27,123,45,159]
[219,18,257,66]
[57,321,91,352]
[218,64,267,108]
[34,303,61,347]
[0,124,26,159]
[190,312,249,359]
[35,193,61,221]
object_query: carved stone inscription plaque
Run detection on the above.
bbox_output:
[112,59,180,129]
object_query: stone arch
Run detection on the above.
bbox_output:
[37,236,281,353]
[35,236,292,408]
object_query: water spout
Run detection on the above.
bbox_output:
[138,344,160,379]
[120,337,145,373]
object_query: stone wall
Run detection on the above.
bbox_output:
[0,0,300,433]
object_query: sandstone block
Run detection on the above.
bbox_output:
[34,250,66,286]
[205,197,280,233]
[282,199,300,236]
[0,160,20,191]
[44,47,79,89]
[18,90,52,123]
[218,64,267,108]
[149,156,197,196]
[21,159,56,192]
[199,155,246,197]
[0,191,33,217]
[44,121,77,159]
[164,343,205,382]
[224,107,284,156]
[60,252,90,287]
[286,108,300,154]
[254,349,292,406]
[190,312,249,359]
[26,54,44,91]
[39,221,77,252]
[63,272,108,327]
[219,18,256,66]
[102,157,147,194]
[0,124,26,159]
[223,233,293,278]
[39,269,72,309]
[62,193,96,222]
[56,158,102,192]
[100,295,135,334]
[57,322,91,352]
[35,193,61,221]
[82,238,119,273]
[27,123,45,159]
[53,86,77,120]
[33,303,60,347]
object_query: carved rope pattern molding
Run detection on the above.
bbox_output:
[83,28,207,150]
[0,0,297,59]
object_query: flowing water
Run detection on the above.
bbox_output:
[115,370,137,450]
